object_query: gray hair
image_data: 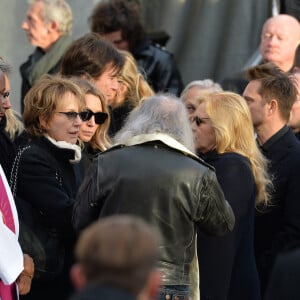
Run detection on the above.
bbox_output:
[0,58,12,74]
[28,0,73,35]
[114,94,195,152]
[181,79,223,101]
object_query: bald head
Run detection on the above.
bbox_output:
[260,14,300,72]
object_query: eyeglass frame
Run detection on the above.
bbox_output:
[57,111,90,121]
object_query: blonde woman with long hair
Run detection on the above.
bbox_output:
[109,50,154,135]
[0,58,28,179]
[70,78,111,172]
[192,91,271,300]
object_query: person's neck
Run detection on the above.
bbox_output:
[41,34,62,52]
[276,60,294,73]
[256,120,286,145]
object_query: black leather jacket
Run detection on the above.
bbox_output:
[132,37,184,96]
[73,134,234,285]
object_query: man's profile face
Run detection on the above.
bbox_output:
[102,30,130,51]
[21,1,52,50]
[243,80,268,128]
[93,64,120,106]
[260,16,300,71]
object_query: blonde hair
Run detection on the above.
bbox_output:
[0,57,24,139]
[118,50,154,108]
[71,77,112,151]
[198,92,271,206]
[23,74,85,137]
[5,110,24,140]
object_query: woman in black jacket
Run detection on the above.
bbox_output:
[71,78,110,173]
[11,75,88,300]
[191,92,271,300]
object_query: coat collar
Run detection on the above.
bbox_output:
[118,132,198,159]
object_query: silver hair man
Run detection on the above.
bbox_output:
[181,79,223,101]
[180,79,223,115]
[114,93,195,152]
[27,0,73,35]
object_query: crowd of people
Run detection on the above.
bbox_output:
[1,0,300,300]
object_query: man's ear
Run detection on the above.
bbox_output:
[268,99,278,115]
[47,20,59,34]
[70,263,87,290]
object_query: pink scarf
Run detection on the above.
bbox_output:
[0,173,18,300]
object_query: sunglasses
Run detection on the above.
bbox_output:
[83,109,108,125]
[58,111,91,121]
[192,116,210,126]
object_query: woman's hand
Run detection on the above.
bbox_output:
[16,254,34,295]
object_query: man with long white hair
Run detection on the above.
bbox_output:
[73,93,235,300]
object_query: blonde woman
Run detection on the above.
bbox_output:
[0,58,28,179]
[192,92,271,300]
[71,78,111,172]
[109,50,154,135]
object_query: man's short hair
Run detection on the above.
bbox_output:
[75,215,159,296]
[89,0,144,50]
[246,62,298,121]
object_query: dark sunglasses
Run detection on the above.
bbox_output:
[192,116,210,126]
[83,109,108,125]
[58,111,91,121]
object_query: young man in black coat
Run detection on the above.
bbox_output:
[89,0,184,96]
[243,62,300,297]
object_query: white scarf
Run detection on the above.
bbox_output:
[45,135,82,164]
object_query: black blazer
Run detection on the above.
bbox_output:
[255,128,300,295]
[16,136,83,300]
[198,151,260,300]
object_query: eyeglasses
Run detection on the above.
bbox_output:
[83,109,108,125]
[57,111,91,121]
[192,116,210,126]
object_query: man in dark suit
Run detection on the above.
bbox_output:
[243,62,300,297]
